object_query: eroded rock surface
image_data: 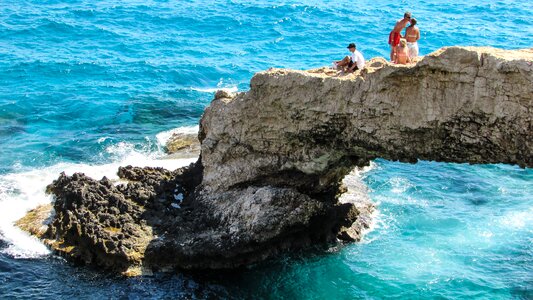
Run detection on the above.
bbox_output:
[200,47,533,196]
[42,166,201,275]
[20,46,533,274]
[165,132,200,157]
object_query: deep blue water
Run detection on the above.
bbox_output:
[0,0,532,299]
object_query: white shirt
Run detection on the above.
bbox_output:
[350,50,365,69]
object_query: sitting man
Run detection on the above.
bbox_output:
[333,43,365,73]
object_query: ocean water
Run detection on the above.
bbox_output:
[0,0,532,299]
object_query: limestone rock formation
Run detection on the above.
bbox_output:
[165,132,200,157]
[200,46,532,197]
[19,46,533,274]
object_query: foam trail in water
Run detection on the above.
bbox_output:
[155,125,199,148]
[340,162,375,204]
[0,170,55,258]
[189,86,238,93]
[339,162,378,242]
[0,133,198,259]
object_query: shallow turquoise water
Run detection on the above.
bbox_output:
[0,1,532,299]
[224,161,532,299]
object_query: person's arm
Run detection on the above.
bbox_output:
[401,20,409,37]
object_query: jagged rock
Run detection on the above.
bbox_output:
[43,172,154,274]
[40,165,201,275]
[214,89,236,100]
[18,46,533,274]
[165,132,200,156]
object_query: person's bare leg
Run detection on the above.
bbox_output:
[335,56,351,70]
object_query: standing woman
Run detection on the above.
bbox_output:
[405,18,420,59]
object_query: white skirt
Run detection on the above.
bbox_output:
[407,42,419,58]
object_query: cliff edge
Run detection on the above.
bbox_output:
[21,46,533,275]
[201,46,532,194]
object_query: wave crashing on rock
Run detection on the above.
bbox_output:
[20,46,533,275]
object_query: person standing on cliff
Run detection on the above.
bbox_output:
[404,17,420,59]
[333,43,365,73]
[389,12,411,61]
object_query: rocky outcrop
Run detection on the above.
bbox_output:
[41,165,202,275]
[20,46,533,274]
[165,132,200,157]
[40,163,363,275]
[200,47,532,197]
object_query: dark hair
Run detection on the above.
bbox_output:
[409,18,417,26]
[404,12,411,18]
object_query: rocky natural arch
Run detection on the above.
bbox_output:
[21,47,533,275]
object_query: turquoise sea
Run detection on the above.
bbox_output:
[0,0,532,299]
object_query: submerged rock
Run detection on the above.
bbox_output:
[15,204,54,239]
[165,132,200,157]
[18,46,533,274]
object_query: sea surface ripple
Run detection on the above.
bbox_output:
[0,0,532,299]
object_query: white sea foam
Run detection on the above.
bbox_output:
[339,161,376,204]
[189,86,238,93]
[499,208,532,230]
[339,162,379,242]
[389,176,413,194]
[0,140,198,259]
[97,136,111,143]
[155,125,199,147]
[0,170,53,258]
